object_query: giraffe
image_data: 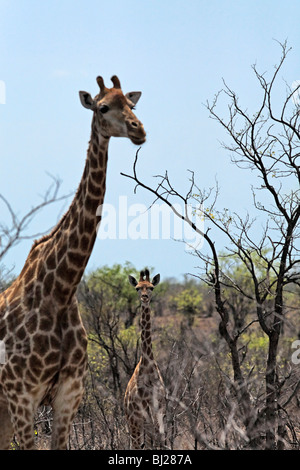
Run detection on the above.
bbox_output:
[0,75,146,450]
[124,269,167,450]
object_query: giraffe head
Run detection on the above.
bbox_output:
[129,269,160,305]
[79,75,146,145]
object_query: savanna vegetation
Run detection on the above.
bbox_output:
[25,260,298,450]
[1,41,299,451]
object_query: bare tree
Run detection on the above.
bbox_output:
[122,41,300,449]
[0,175,71,264]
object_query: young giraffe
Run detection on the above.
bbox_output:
[125,269,167,450]
[0,75,146,450]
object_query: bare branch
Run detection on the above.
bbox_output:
[0,175,72,261]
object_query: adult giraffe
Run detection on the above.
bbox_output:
[0,75,146,450]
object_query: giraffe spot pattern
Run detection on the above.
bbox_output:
[0,76,145,449]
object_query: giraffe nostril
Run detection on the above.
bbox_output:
[131,121,138,128]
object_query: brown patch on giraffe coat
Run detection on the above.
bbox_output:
[83,215,94,233]
[26,369,39,385]
[40,366,58,382]
[50,334,61,350]
[44,351,59,366]
[68,251,86,269]
[46,250,57,270]
[33,284,42,307]
[82,162,89,180]
[76,328,88,349]
[23,424,32,435]
[91,169,103,184]
[6,307,22,332]
[25,312,38,334]
[63,330,76,352]
[56,257,77,284]
[36,260,46,280]
[142,357,149,367]
[80,234,89,251]
[15,325,26,341]
[98,151,107,168]
[54,279,71,304]
[71,348,85,364]
[85,194,99,213]
[29,354,43,377]
[0,323,6,340]
[39,316,53,332]
[87,176,101,192]
[5,363,15,380]
[78,212,84,234]
[69,308,80,327]
[57,242,67,262]
[68,229,79,249]
[90,154,98,169]
[23,263,37,285]
[12,359,26,379]
[24,281,35,309]
[33,334,50,356]
[43,272,54,296]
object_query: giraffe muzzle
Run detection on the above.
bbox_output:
[127,120,146,145]
[130,135,146,145]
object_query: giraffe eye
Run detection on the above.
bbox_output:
[149,287,154,291]
[136,287,141,292]
[100,105,109,114]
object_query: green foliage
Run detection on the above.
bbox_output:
[118,324,138,350]
[173,287,203,316]
[37,260,300,449]
[80,262,145,329]
[218,249,280,300]
[246,332,269,353]
[86,261,139,312]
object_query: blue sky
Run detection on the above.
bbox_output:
[0,0,299,281]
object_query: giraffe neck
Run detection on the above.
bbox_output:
[20,115,110,306]
[140,303,154,363]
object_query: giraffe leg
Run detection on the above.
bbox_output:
[51,375,85,450]
[7,394,36,450]
[154,410,167,449]
[0,391,13,450]
[128,417,144,450]
[144,417,155,450]
[150,402,166,449]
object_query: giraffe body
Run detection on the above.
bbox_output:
[0,76,146,449]
[124,270,166,450]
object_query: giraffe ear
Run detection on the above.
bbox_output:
[125,91,142,106]
[79,91,96,110]
[152,274,160,286]
[128,275,138,287]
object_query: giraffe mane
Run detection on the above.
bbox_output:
[29,129,98,254]
[29,170,86,253]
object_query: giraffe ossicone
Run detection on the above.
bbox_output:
[125,269,167,450]
[0,75,146,450]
